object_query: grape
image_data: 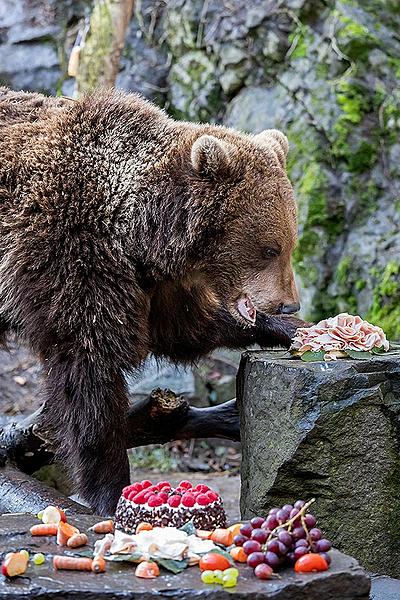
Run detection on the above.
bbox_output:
[282,504,293,513]
[277,530,293,547]
[213,570,224,583]
[264,551,280,569]
[276,509,289,523]
[295,539,309,548]
[37,511,44,521]
[294,500,305,509]
[290,508,299,518]
[240,523,253,538]
[265,515,278,530]
[254,563,273,580]
[277,541,289,556]
[247,552,265,568]
[251,528,269,544]
[319,552,332,565]
[293,526,306,540]
[243,540,261,555]
[234,534,248,547]
[224,568,239,578]
[33,553,45,565]
[304,514,316,528]
[266,539,279,554]
[309,528,322,541]
[222,574,238,588]
[316,539,332,552]
[286,551,296,566]
[294,546,309,560]
[201,570,215,584]
[268,508,279,515]
[261,523,272,534]
[251,517,265,529]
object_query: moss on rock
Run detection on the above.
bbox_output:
[367,262,400,339]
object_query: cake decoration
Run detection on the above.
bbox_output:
[114,479,227,534]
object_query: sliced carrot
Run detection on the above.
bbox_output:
[57,521,80,546]
[53,556,92,571]
[136,522,153,533]
[67,533,88,548]
[135,561,160,578]
[196,529,213,540]
[210,528,234,547]
[30,524,58,536]
[230,546,247,563]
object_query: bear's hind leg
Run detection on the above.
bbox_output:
[43,356,130,515]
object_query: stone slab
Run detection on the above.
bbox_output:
[0,514,370,599]
[237,350,400,577]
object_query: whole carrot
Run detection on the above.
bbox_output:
[92,556,106,573]
[88,520,114,534]
[67,533,88,548]
[30,524,58,536]
[53,556,92,571]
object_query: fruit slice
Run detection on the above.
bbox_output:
[57,521,80,546]
[199,552,231,572]
[196,530,213,540]
[135,561,160,578]
[2,552,29,577]
[295,553,329,573]
[210,528,233,547]
[42,506,67,525]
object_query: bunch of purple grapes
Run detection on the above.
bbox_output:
[233,499,332,578]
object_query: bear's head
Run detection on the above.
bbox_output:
[149,126,303,360]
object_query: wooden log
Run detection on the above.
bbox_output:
[0,390,240,476]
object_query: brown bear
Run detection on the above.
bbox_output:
[0,87,302,515]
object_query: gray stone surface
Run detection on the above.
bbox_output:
[0,513,370,599]
[238,350,400,577]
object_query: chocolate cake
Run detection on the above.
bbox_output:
[115,479,227,534]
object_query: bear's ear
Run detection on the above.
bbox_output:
[191,135,234,179]
[253,129,289,168]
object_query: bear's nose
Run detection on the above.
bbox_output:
[279,302,300,314]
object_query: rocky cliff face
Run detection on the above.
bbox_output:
[1,0,399,337]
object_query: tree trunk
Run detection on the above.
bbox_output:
[75,0,135,94]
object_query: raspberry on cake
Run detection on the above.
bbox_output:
[115,480,227,534]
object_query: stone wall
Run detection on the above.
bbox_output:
[1,0,399,337]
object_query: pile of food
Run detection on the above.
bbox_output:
[115,479,227,532]
[1,480,333,589]
[290,313,390,361]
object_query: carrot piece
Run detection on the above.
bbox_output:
[196,530,213,540]
[57,521,80,546]
[136,522,153,533]
[92,556,106,573]
[230,546,247,563]
[89,520,114,534]
[210,528,234,547]
[67,533,88,548]
[30,524,58,536]
[135,561,160,578]
[53,556,93,571]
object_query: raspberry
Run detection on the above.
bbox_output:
[141,480,152,488]
[158,492,168,503]
[148,495,163,507]
[157,481,171,490]
[133,491,148,504]
[143,491,153,501]
[195,484,209,493]
[206,491,219,502]
[168,495,181,508]
[179,480,192,489]
[197,494,210,506]
[133,483,142,492]
[181,493,195,507]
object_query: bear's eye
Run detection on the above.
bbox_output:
[263,247,280,260]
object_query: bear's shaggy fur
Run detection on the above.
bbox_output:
[0,88,302,514]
